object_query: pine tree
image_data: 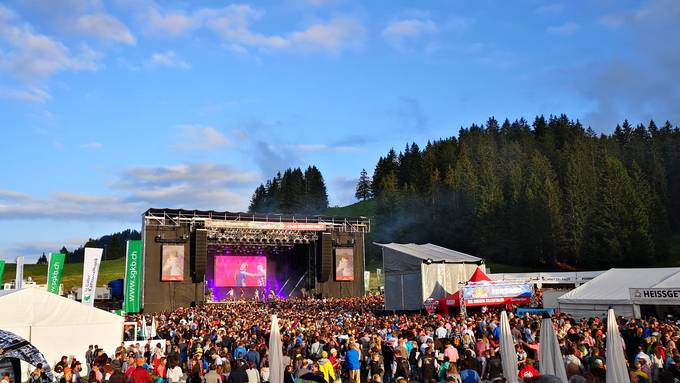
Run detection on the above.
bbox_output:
[583,157,654,267]
[304,166,329,213]
[355,169,371,201]
[521,151,564,265]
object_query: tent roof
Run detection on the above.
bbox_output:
[468,267,492,282]
[0,287,124,327]
[375,243,483,263]
[558,268,680,305]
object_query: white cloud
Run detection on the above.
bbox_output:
[201,5,290,50]
[289,17,366,53]
[171,125,230,150]
[0,86,50,103]
[0,189,32,201]
[120,163,258,187]
[0,162,260,220]
[546,22,581,36]
[144,51,191,69]
[81,142,103,149]
[382,18,436,48]
[147,7,199,36]
[535,4,564,15]
[0,7,99,79]
[76,13,135,44]
[0,191,141,220]
[144,4,364,54]
[119,163,259,210]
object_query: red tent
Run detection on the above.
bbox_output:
[438,266,491,308]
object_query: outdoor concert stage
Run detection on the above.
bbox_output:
[140,208,370,313]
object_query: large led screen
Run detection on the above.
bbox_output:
[161,245,184,281]
[335,248,354,281]
[214,256,267,287]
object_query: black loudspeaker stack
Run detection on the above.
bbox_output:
[191,229,207,283]
[318,232,333,282]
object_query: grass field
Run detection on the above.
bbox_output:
[2,257,125,290]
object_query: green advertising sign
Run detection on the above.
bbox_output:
[0,260,5,287]
[124,240,143,313]
[46,252,65,294]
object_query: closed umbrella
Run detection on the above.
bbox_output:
[269,314,284,383]
[539,318,568,381]
[606,308,631,383]
[500,311,519,383]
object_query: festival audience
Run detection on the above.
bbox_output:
[54,294,680,383]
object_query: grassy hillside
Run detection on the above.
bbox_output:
[2,257,125,290]
[327,199,377,218]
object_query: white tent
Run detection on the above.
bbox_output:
[376,243,484,311]
[558,268,680,318]
[0,287,123,373]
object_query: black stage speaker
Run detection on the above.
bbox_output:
[191,229,207,283]
[318,232,333,282]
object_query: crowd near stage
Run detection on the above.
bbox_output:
[141,208,370,313]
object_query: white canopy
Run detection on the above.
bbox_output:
[376,243,483,310]
[0,287,123,372]
[557,268,680,318]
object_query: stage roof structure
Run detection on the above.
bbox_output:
[144,208,370,233]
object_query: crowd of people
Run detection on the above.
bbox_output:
[52,294,680,383]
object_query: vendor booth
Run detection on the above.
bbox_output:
[439,267,532,313]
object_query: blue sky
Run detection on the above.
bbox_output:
[1,0,679,260]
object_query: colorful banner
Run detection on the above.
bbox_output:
[15,256,24,290]
[81,248,103,306]
[462,283,532,305]
[124,240,143,313]
[46,252,66,294]
[0,260,5,287]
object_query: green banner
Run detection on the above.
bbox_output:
[46,252,66,294]
[124,240,143,313]
[0,260,5,287]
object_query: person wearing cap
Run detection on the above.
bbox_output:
[317,351,335,383]
[130,358,151,383]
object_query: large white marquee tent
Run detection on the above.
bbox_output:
[558,267,680,318]
[0,287,123,374]
[376,243,484,311]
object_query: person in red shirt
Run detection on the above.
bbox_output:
[518,360,540,382]
[130,359,151,383]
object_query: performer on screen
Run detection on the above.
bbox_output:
[256,264,266,287]
[234,263,249,287]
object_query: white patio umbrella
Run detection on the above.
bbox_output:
[606,308,631,383]
[500,311,519,383]
[269,314,284,383]
[539,318,568,381]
